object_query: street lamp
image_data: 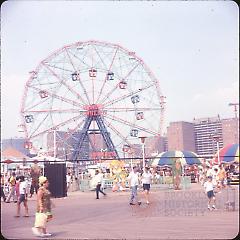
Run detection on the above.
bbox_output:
[53,128,57,160]
[139,135,147,169]
[128,148,134,171]
[212,130,221,165]
[228,103,239,143]
[123,144,131,169]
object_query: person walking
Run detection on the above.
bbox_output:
[217,165,227,190]
[141,167,153,204]
[172,158,182,190]
[6,172,17,203]
[32,176,53,237]
[128,166,141,205]
[16,176,29,217]
[15,176,20,202]
[94,170,106,199]
[66,172,72,192]
[203,176,216,211]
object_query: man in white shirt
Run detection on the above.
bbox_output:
[127,166,141,205]
[94,170,106,199]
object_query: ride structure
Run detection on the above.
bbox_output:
[20,40,166,164]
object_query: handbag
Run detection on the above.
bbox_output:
[34,212,48,228]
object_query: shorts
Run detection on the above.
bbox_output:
[18,194,26,203]
[143,184,150,191]
[207,190,215,199]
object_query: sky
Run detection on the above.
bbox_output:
[1,0,239,140]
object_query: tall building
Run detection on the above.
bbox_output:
[221,118,239,145]
[167,121,195,152]
[193,116,223,157]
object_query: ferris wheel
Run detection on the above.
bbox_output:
[20,40,165,161]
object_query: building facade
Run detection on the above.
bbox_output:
[145,135,167,157]
[165,116,239,158]
[221,118,239,146]
[167,121,195,152]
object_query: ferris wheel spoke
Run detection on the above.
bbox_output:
[23,94,50,112]
[104,118,132,146]
[29,85,83,109]
[96,47,119,103]
[59,116,86,145]
[69,49,92,69]
[29,114,84,139]
[103,82,155,107]
[92,45,108,70]
[42,62,89,106]
[105,113,159,136]
[65,48,91,104]
[98,62,140,105]
[52,116,87,160]
[24,109,86,114]
[105,107,162,112]
[29,113,50,138]
[45,64,73,73]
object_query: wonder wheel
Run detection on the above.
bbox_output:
[20,40,165,162]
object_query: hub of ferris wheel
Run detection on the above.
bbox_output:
[72,104,119,161]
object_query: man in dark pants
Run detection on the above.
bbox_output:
[94,170,106,199]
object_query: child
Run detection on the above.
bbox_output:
[203,176,216,211]
[16,176,29,217]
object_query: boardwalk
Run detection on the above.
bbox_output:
[1,184,239,239]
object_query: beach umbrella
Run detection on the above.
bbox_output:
[213,144,239,164]
[152,150,201,166]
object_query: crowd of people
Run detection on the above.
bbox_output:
[1,159,239,238]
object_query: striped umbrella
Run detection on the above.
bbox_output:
[213,144,239,164]
[152,150,201,166]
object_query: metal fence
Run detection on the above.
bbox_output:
[68,176,192,192]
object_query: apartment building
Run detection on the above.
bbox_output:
[193,116,224,157]
[222,118,239,145]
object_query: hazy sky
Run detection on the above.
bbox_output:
[1,0,239,139]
